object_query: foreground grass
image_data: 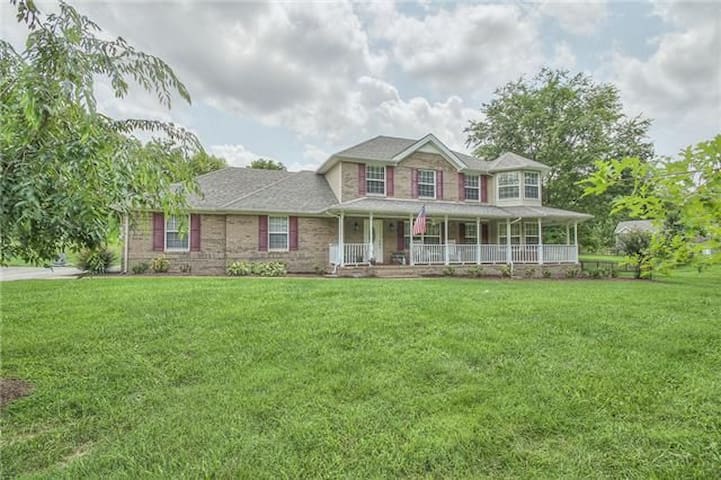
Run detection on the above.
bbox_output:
[2,272,720,478]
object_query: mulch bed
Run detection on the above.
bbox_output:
[1,378,34,408]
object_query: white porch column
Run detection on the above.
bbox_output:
[444,215,449,265]
[566,224,570,245]
[538,218,543,265]
[368,211,374,262]
[409,213,414,266]
[506,218,512,264]
[338,212,345,266]
[573,221,578,263]
[476,217,481,265]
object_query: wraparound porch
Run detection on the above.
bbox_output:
[328,213,580,267]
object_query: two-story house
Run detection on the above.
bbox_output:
[124,134,591,276]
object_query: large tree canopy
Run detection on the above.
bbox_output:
[249,158,286,171]
[465,69,654,249]
[1,1,201,264]
[582,135,721,274]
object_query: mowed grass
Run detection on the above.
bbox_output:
[2,272,721,478]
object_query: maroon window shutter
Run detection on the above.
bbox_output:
[397,221,405,250]
[386,166,394,197]
[481,176,488,203]
[412,169,418,198]
[258,215,268,251]
[190,214,201,251]
[152,213,164,251]
[482,223,489,243]
[458,222,466,243]
[358,164,366,196]
[289,216,299,251]
[437,170,444,200]
[458,173,465,201]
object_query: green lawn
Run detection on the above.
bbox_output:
[2,271,720,478]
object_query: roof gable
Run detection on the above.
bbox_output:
[489,152,551,172]
[391,133,466,170]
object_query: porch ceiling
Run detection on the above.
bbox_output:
[329,198,592,222]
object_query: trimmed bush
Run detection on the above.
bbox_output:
[77,247,115,274]
[227,261,287,277]
[132,262,149,274]
[150,255,169,273]
[467,266,484,278]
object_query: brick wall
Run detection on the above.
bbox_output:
[127,213,335,275]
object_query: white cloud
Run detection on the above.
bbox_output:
[209,144,265,167]
[612,1,720,154]
[369,3,544,94]
[538,1,608,36]
[551,42,577,70]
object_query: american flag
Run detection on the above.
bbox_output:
[412,205,427,236]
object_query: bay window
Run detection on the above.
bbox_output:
[497,172,520,200]
[524,172,540,199]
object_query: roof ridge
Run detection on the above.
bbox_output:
[219,171,296,208]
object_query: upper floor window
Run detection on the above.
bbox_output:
[366,165,386,195]
[497,172,520,200]
[464,175,479,201]
[166,215,189,251]
[268,216,289,251]
[418,169,436,198]
[524,172,540,199]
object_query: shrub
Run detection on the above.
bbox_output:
[542,269,552,278]
[442,266,456,277]
[179,263,192,274]
[151,255,169,273]
[501,264,512,278]
[565,268,580,278]
[132,262,149,274]
[524,267,536,278]
[227,261,287,277]
[227,261,252,276]
[77,247,115,274]
[467,265,484,278]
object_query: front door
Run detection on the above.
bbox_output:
[363,219,384,263]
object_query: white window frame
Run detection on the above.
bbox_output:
[497,172,520,200]
[464,175,480,201]
[365,165,386,196]
[498,223,521,245]
[524,171,540,200]
[417,169,436,199]
[404,219,442,247]
[268,216,289,252]
[463,222,477,243]
[165,215,190,252]
[524,222,539,245]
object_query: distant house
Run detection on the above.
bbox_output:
[614,220,656,236]
[124,133,592,276]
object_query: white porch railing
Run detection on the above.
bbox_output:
[330,243,578,266]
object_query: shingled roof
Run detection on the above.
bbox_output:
[187,167,338,214]
[317,134,548,173]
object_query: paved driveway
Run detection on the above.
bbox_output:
[0,267,84,282]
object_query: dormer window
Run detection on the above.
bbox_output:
[366,165,386,195]
[524,172,540,199]
[418,169,436,199]
[497,172,520,200]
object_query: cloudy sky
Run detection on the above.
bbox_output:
[3,1,720,170]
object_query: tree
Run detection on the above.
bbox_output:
[465,68,654,250]
[582,135,721,273]
[187,151,227,177]
[249,158,286,170]
[1,1,200,265]
[616,230,652,279]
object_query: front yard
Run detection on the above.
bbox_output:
[2,271,720,478]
